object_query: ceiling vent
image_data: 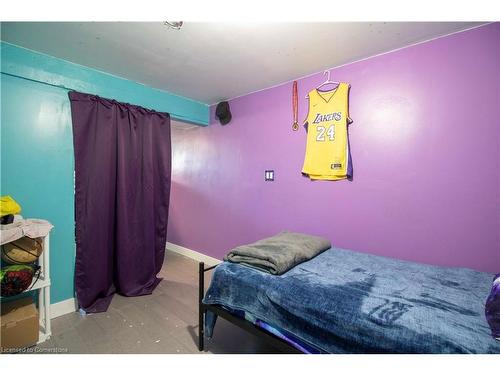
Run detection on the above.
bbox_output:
[164,21,183,30]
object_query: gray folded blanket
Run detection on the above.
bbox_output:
[224,231,331,275]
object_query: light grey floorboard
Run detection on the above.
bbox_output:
[33,250,281,354]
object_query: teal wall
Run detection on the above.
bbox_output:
[0,42,209,304]
[1,74,75,303]
[1,42,209,125]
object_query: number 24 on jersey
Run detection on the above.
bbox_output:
[316,125,335,141]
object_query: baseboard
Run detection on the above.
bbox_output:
[51,297,77,319]
[166,242,221,266]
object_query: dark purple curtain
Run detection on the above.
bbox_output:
[69,91,171,313]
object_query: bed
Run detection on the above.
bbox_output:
[199,247,500,354]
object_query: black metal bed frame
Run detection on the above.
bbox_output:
[198,261,303,353]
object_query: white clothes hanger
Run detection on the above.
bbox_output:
[317,70,340,90]
[306,70,340,98]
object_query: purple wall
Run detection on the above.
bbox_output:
[168,23,500,273]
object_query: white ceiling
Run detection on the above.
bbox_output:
[1,22,483,104]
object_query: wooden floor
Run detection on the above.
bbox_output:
[36,250,282,354]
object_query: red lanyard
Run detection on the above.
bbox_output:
[292,81,299,131]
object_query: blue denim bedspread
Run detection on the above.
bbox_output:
[203,248,500,353]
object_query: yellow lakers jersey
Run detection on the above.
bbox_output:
[301,82,352,180]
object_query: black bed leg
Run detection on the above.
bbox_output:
[198,262,205,351]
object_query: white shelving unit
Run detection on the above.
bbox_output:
[35,233,51,344]
[1,233,52,345]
